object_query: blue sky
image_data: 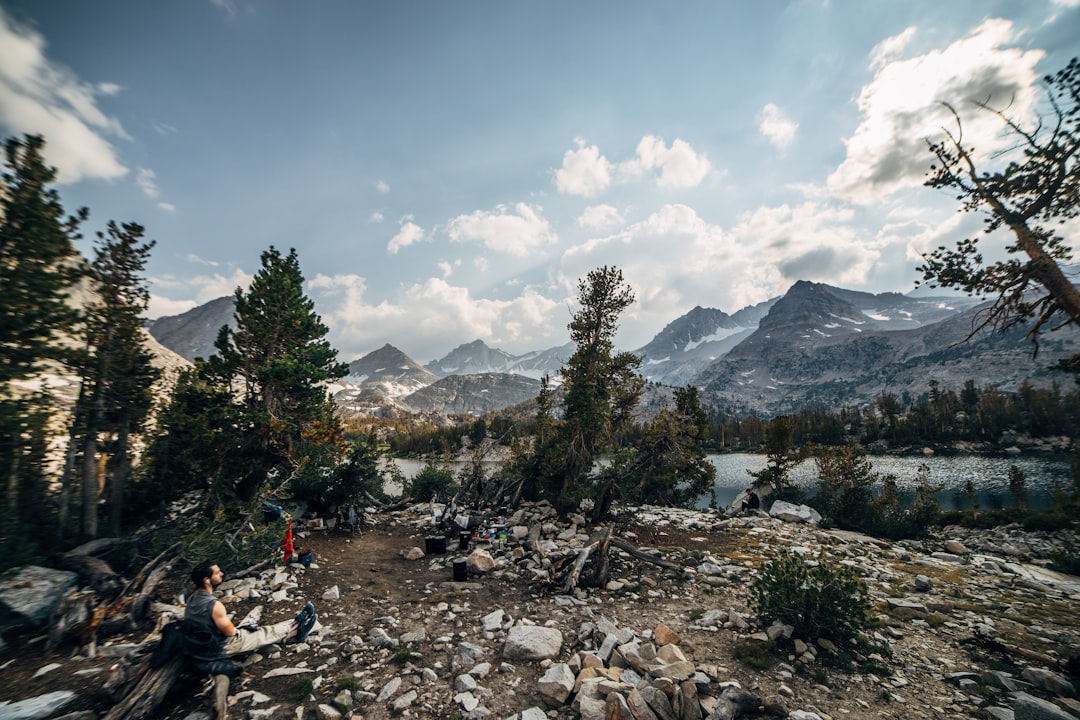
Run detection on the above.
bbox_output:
[2,1,1078,363]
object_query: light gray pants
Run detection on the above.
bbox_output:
[223,619,293,655]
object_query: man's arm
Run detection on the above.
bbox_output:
[211,600,235,637]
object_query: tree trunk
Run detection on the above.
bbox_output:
[83,385,102,539]
[110,417,131,536]
[58,379,89,544]
[6,448,20,546]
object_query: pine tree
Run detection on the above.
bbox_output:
[75,222,160,537]
[0,135,86,555]
[546,266,644,515]
[207,246,349,506]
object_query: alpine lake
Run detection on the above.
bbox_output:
[394,451,1075,512]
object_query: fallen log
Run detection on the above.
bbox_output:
[103,655,187,720]
[212,674,230,719]
[609,537,688,576]
[961,634,1062,670]
[562,542,597,594]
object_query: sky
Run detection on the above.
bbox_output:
[2,1,1079,364]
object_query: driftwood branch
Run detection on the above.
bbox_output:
[609,537,687,575]
[103,655,186,720]
[963,634,1063,670]
[563,542,597,594]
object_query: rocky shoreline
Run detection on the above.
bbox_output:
[1,503,1078,720]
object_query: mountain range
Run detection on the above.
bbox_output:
[147,281,1080,417]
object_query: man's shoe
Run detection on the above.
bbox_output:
[295,602,314,626]
[296,612,318,643]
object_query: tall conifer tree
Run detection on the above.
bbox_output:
[208,246,348,505]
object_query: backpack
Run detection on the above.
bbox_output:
[149,621,186,669]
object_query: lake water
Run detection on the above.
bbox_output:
[393,452,1074,512]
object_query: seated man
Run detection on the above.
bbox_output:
[182,561,318,676]
[741,488,761,512]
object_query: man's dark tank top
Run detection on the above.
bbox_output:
[182,590,225,660]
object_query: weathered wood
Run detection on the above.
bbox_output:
[582,525,614,588]
[212,674,230,719]
[103,655,186,720]
[57,553,123,594]
[562,542,597,594]
[131,560,174,622]
[609,537,687,576]
[232,558,271,580]
[119,541,181,601]
[66,537,125,556]
[963,635,1062,669]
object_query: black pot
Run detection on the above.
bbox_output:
[424,536,446,554]
[452,558,468,581]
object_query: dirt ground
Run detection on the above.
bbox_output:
[0,517,767,720]
[3,512,1071,720]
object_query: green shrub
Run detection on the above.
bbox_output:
[750,552,871,643]
[811,447,939,540]
[288,677,314,702]
[1049,539,1080,575]
[405,461,457,502]
[732,639,775,670]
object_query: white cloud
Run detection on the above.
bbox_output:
[870,26,916,71]
[0,7,129,183]
[729,201,877,287]
[555,139,612,197]
[577,204,623,231]
[158,202,176,213]
[376,179,390,193]
[827,19,1044,204]
[147,295,196,319]
[309,273,562,362]
[620,135,712,190]
[437,260,455,278]
[147,267,253,318]
[447,202,557,256]
[759,103,798,149]
[387,219,426,254]
[560,204,774,347]
[136,167,160,198]
[96,82,122,96]
[185,253,219,267]
[369,210,385,223]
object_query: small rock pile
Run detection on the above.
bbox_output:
[531,617,762,720]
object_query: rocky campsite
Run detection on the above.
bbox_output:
[2,499,1078,720]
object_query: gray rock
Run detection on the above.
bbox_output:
[502,625,563,661]
[537,663,574,706]
[316,704,341,720]
[914,574,933,592]
[680,679,702,720]
[986,708,1015,720]
[375,676,401,702]
[390,689,418,713]
[982,670,1021,692]
[768,501,822,525]
[640,685,677,720]
[0,566,79,630]
[1021,667,1076,697]
[886,597,928,618]
[331,689,353,712]
[605,692,635,720]
[1014,692,1074,720]
[0,691,77,720]
[944,539,971,554]
[626,688,659,720]
[520,708,548,720]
